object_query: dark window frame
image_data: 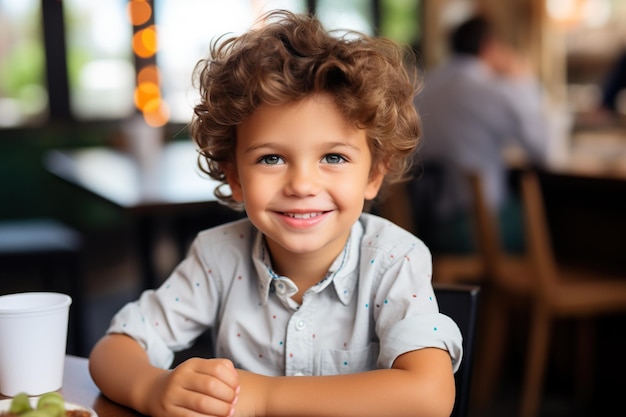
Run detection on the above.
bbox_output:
[38,0,422,125]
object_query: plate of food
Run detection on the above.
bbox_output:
[0,392,96,417]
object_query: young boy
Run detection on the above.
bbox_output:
[89,10,462,417]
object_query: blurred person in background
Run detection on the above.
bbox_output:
[413,15,550,254]
[575,49,626,129]
[600,49,626,115]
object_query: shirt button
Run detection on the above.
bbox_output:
[276,282,286,294]
[295,320,306,331]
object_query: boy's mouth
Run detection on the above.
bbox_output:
[282,211,325,219]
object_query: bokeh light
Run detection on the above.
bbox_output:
[132,26,158,58]
[127,0,152,26]
[142,98,170,127]
[547,0,611,27]
[137,65,160,85]
[134,81,160,110]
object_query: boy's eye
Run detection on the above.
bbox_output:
[322,154,346,164]
[258,155,284,165]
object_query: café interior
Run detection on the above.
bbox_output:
[1,0,626,416]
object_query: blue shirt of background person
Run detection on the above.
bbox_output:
[414,15,549,254]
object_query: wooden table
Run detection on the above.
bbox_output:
[44,141,243,289]
[0,355,141,417]
[548,128,626,180]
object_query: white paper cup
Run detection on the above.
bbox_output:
[0,292,72,397]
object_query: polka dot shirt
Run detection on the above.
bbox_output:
[106,213,463,375]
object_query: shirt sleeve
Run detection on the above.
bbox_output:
[379,312,463,373]
[370,237,463,372]
[106,237,221,369]
[107,297,176,369]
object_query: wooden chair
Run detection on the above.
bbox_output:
[433,283,481,417]
[394,163,485,285]
[471,170,626,417]
[432,254,484,284]
[467,171,534,412]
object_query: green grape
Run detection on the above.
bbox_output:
[8,392,67,417]
[36,393,64,411]
[8,393,33,414]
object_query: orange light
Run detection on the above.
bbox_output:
[127,0,152,26]
[137,65,160,85]
[132,26,158,58]
[143,99,170,127]
[134,82,160,111]
[142,26,158,54]
[132,30,151,58]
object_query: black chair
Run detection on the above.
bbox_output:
[434,283,481,417]
[0,218,86,355]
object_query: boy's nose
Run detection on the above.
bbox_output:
[284,165,320,197]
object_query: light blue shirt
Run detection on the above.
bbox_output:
[107,213,463,375]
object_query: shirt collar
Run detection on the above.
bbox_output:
[252,220,364,306]
[252,230,277,305]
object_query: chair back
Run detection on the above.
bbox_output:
[519,171,560,295]
[466,172,507,281]
[434,283,481,417]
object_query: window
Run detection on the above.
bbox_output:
[0,0,46,127]
[155,0,308,124]
[315,0,374,35]
[0,0,423,127]
[379,0,422,47]
[64,0,135,120]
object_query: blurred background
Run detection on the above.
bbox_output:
[2,1,626,416]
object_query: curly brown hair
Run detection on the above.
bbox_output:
[190,9,421,209]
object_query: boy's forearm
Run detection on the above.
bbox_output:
[88,334,167,416]
[238,348,455,417]
[89,337,454,417]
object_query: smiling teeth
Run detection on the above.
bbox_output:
[284,212,323,219]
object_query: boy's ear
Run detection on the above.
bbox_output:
[222,163,244,202]
[364,164,386,200]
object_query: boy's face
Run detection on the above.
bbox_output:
[226,93,384,264]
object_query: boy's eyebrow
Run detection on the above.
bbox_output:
[326,141,362,152]
[242,142,277,153]
[243,141,362,153]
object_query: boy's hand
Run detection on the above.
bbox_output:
[148,358,240,417]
